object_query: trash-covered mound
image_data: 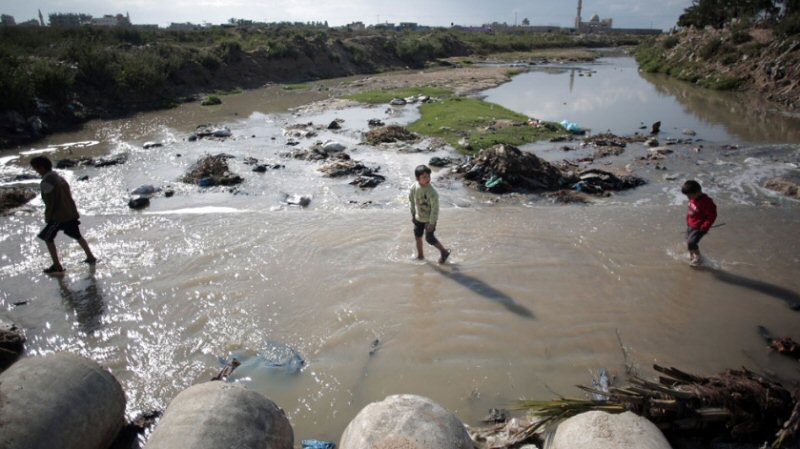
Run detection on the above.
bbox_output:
[364,125,418,145]
[0,186,36,214]
[453,144,570,193]
[764,175,800,200]
[181,154,243,187]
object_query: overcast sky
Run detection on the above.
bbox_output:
[2,0,692,30]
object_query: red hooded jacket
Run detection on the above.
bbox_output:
[687,193,717,232]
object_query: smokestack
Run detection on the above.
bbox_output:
[576,0,582,31]
[38,9,44,26]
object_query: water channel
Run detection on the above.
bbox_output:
[1,56,799,442]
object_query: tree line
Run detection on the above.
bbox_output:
[678,0,800,32]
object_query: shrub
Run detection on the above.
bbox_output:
[662,36,680,49]
[201,95,221,106]
[699,38,722,59]
[29,60,75,104]
[731,30,752,44]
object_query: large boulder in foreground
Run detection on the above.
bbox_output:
[0,186,36,214]
[145,381,293,449]
[339,394,472,449]
[548,411,672,449]
[0,318,25,371]
[454,144,569,193]
[0,352,125,449]
[182,154,243,187]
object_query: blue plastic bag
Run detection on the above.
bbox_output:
[560,120,583,134]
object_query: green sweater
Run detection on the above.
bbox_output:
[409,182,439,224]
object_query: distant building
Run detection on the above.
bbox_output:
[1,14,15,26]
[90,13,131,27]
[373,22,395,30]
[580,13,612,31]
[397,22,418,31]
[347,21,365,30]
[49,13,92,27]
[18,19,40,27]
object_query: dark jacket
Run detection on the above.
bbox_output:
[40,171,79,223]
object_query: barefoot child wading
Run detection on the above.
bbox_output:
[682,180,717,267]
[409,165,450,264]
[30,156,97,274]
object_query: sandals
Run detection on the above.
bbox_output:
[438,249,451,264]
[83,257,98,265]
[43,265,65,274]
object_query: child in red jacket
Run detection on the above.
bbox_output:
[681,180,717,267]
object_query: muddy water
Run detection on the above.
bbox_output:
[1,57,799,442]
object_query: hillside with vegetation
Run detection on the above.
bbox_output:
[0,25,639,149]
[636,0,800,109]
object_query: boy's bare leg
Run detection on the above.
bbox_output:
[78,238,96,263]
[415,237,424,259]
[434,242,450,264]
[45,241,63,270]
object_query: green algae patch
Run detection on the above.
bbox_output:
[345,87,452,104]
[407,97,567,152]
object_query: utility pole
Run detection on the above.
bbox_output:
[575,0,582,32]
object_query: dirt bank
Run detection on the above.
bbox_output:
[637,26,800,111]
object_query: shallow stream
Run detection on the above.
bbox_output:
[1,56,799,442]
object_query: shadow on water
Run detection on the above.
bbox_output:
[431,264,534,319]
[54,266,105,334]
[698,266,800,311]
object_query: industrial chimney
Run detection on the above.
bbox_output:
[575,0,582,31]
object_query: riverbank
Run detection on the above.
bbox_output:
[0,26,639,150]
[636,25,800,111]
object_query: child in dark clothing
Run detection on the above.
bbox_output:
[681,180,717,267]
[30,156,96,274]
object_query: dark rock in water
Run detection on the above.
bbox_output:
[0,319,25,371]
[0,186,36,214]
[131,185,159,196]
[369,338,381,355]
[454,144,567,193]
[429,157,452,167]
[77,175,90,182]
[481,408,507,424]
[283,194,311,207]
[253,165,268,173]
[128,197,150,210]
[327,119,343,130]
[368,119,385,127]
[350,174,386,189]
[56,157,93,169]
[182,154,243,187]
[164,189,175,198]
[574,169,646,194]
[93,153,128,167]
[13,173,39,181]
[143,142,163,149]
[187,134,198,142]
[243,157,259,165]
[650,121,661,134]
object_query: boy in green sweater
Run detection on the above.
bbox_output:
[409,165,450,264]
